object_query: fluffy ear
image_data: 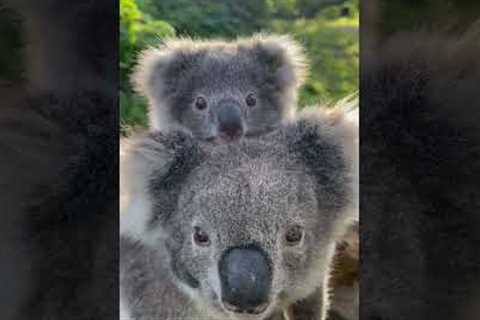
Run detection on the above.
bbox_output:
[131,38,203,128]
[248,33,308,91]
[283,106,358,224]
[120,130,202,245]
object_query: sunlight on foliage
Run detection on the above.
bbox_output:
[272,14,358,106]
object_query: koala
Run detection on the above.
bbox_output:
[132,34,307,142]
[120,109,357,320]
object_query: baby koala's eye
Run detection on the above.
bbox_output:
[194,96,208,111]
[245,93,257,107]
[285,225,304,246]
[193,226,210,247]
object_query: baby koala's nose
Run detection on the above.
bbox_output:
[217,101,244,142]
[219,245,272,314]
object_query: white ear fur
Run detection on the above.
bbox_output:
[131,45,177,130]
[120,134,175,245]
[328,104,359,222]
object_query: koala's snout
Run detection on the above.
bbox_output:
[219,245,272,314]
[216,100,244,142]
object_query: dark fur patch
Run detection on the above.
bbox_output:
[286,120,350,212]
[147,131,204,228]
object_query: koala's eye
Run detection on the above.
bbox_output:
[285,225,304,246]
[245,93,257,107]
[193,226,210,247]
[194,96,208,111]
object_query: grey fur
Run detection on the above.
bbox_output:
[120,110,357,320]
[132,34,307,140]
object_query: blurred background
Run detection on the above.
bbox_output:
[119,0,359,132]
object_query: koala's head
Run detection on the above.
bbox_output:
[132,34,307,143]
[121,110,357,319]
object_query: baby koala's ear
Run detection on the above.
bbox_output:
[120,129,203,245]
[249,33,309,91]
[131,38,203,106]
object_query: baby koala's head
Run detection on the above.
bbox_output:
[133,34,307,143]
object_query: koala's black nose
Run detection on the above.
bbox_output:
[219,245,272,314]
[217,101,244,141]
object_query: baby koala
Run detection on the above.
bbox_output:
[120,109,357,320]
[132,34,307,142]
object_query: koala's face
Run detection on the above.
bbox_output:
[158,164,337,319]
[134,35,307,143]
[164,50,287,143]
[145,132,351,319]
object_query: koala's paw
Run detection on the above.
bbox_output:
[282,288,323,320]
[328,223,359,320]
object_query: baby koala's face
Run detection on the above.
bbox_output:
[166,49,288,143]
[133,35,307,143]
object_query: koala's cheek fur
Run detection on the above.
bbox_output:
[178,108,213,138]
[243,88,294,137]
[167,235,229,316]
[245,104,282,136]
[163,229,199,290]
[165,228,222,298]
[278,237,333,304]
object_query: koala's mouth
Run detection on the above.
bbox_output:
[205,288,272,319]
[205,134,244,144]
[223,300,269,315]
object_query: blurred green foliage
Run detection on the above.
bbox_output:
[120,0,175,133]
[120,0,359,131]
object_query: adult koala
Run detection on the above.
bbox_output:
[131,34,307,142]
[120,109,357,320]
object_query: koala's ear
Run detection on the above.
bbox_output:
[120,130,202,245]
[283,106,358,220]
[131,38,201,106]
[249,34,308,90]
